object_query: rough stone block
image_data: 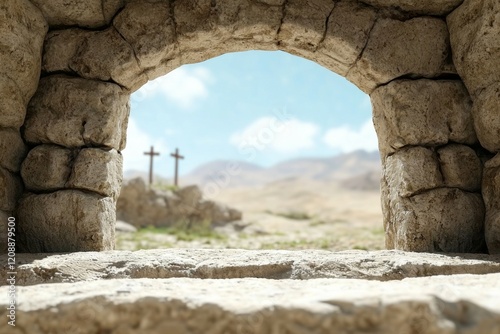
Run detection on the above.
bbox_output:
[360,0,464,15]
[43,29,93,73]
[0,168,22,212]
[385,187,485,253]
[0,76,27,128]
[482,154,500,254]
[30,0,123,29]
[21,145,73,192]
[437,144,482,192]
[448,0,500,97]
[16,190,115,252]
[279,0,335,54]
[472,83,500,153]
[0,128,27,173]
[71,28,147,91]
[372,80,476,155]
[0,0,48,102]
[347,17,450,93]
[24,75,130,151]
[68,149,123,199]
[316,1,377,76]
[113,1,175,69]
[384,147,442,198]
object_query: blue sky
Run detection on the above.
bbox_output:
[124,50,377,178]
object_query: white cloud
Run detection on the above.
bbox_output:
[121,118,169,172]
[230,117,319,154]
[133,67,213,109]
[323,120,379,153]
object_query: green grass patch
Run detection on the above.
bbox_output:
[265,210,313,220]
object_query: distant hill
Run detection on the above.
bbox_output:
[124,150,381,191]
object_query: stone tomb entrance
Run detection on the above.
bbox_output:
[2,0,499,254]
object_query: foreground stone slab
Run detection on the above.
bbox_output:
[1,274,499,334]
[2,249,499,285]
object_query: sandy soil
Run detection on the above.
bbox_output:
[116,178,385,251]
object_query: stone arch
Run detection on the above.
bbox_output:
[1,0,498,254]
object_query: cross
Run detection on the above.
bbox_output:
[144,146,160,186]
[170,148,184,187]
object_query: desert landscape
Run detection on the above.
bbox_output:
[116,150,385,251]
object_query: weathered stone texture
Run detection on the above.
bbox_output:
[24,76,130,150]
[437,144,482,192]
[360,0,464,15]
[448,0,500,98]
[67,149,123,199]
[0,128,27,173]
[278,0,335,54]
[0,76,27,129]
[316,1,377,76]
[3,250,500,285]
[1,274,500,334]
[113,1,175,70]
[0,0,48,103]
[372,80,476,155]
[384,147,442,198]
[347,18,451,93]
[482,154,500,254]
[21,145,72,192]
[17,191,115,252]
[383,182,485,253]
[471,83,500,153]
[42,28,147,91]
[0,168,22,212]
[30,0,123,29]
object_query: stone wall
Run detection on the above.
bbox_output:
[1,0,499,253]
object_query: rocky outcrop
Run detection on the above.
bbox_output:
[117,178,242,228]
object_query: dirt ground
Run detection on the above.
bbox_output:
[116,178,385,251]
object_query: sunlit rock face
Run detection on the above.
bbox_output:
[1,0,499,253]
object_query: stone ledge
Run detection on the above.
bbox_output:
[2,249,499,285]
[1,274,499,333]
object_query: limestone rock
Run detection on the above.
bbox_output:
[115,220,137,233]
[347,17,450,93]
[360,0,464,15]
[16,190,115,252]
[0,128,27,173]
[24,75,130,151]
[316,1,377,76]
[70,28,147,91]
[0,0,48,102]
[21,145,72,192]
[117,178,242,228]
[42,27,147,91]
[30,0,123,29]
[1,274,500,333]
[384,147,442,198]
[113,1,176,69]
[385,187,485,253]
[471,83,500,152]
[0,168,22,212]
[437,144,482,192]
[278,0,335,54]
[0,76,26,128]
[448,0,500,97]
[67,149,123,200]
[482,154,500,254]
[372,80,476,155]
[2,249,500,284]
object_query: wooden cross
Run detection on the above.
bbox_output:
[144,146,160,186]
[170,148,184,187]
